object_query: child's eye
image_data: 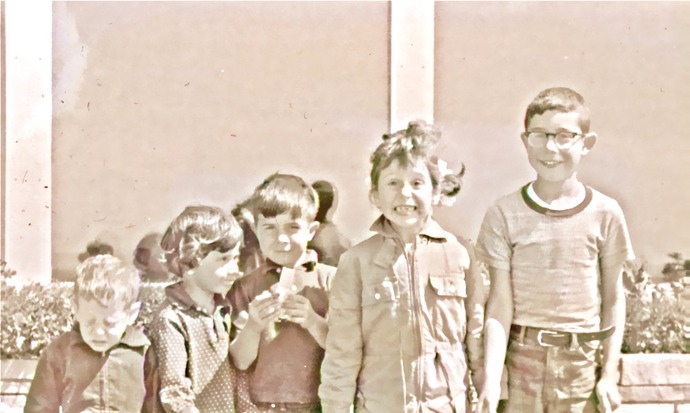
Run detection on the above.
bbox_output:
[387,180,399,187]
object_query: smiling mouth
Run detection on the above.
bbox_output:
[221,273,242,283]
[540,160,561,168]
[394,205,417,214]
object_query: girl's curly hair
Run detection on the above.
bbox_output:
[370,120,464,205]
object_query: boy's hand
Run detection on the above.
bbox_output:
[281,294,318,329]
[476,386,500,413]
[596,376,621,413]
[246,290,282,332]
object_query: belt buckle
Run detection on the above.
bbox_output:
[536,329,559,347]
[568,332,580,352]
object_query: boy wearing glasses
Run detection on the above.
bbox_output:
[476,87,634,413]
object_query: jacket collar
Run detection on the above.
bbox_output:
[72,323,150,350]
[369,215,448,242]
[370,215,448,270]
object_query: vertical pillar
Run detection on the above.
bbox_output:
[390,0,435,132]
[3,0,52,283]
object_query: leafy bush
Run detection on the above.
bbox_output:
[623,279,689,354]
[1,278,168,359]
[662,252,690,282]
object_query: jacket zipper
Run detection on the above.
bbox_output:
[405,238,424,410]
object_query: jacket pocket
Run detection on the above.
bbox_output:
[427,274,467,342]
[429,274,467,298]
[361,278,397,306]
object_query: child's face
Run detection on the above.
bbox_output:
[187,244,242,295]
[522,110,595,183]
[74,297,139,353]
[371,158,434,240]
[256,212,319,268]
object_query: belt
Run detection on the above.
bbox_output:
[510,324,615,350]
[254,401,321,412]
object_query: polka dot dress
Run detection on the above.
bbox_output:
[149,283,258,413]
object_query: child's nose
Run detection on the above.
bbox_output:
[225,259,240,274]
[400,182,413,196]
[544,137,560,152]
[277,233,290,243]
[95,327,106,336]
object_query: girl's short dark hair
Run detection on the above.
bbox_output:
[161,205,243,277]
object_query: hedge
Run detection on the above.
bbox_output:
[1,276,688,359]
[1,278,167,359]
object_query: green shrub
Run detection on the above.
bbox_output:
[1,278,167,359]
[623,281,689,354]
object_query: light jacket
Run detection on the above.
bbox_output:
[319,216,485,413]
[24,324,149,413]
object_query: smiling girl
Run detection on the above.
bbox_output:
[319,121,485,413]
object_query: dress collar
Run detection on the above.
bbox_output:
[165,282,232,315]
[263,249,319,275]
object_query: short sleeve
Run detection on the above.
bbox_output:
[600,201,635,267]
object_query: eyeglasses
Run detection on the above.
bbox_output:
[523,131,583,149]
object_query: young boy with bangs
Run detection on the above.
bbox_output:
[25,254,149,413]
[229,173,337,413]
[477,87,635,413]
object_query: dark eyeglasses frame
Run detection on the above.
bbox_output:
[523,131,584,149]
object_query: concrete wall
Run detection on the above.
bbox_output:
[434,2,690,271]
[50,1,389,279]
[4,2,690,279]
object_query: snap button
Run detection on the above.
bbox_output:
[374,293,381,300]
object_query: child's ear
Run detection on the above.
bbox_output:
[307,220,320,241]
[369,189,380,209]
[126,301,142,325]
[432,192,441,206]
[581,132,597,154]
[520,132,530,150]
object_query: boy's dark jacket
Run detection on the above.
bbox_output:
[24,324,149,413]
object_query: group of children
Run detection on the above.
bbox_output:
[24,87,634,413]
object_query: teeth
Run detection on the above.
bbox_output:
[395,206,416,213]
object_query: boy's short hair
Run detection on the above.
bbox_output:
[74,254,140,307]
[312,180,336,223]
[161,205,243,277]
[524,87,591,133]
[133,232,162,272]
[250,173,319,222]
